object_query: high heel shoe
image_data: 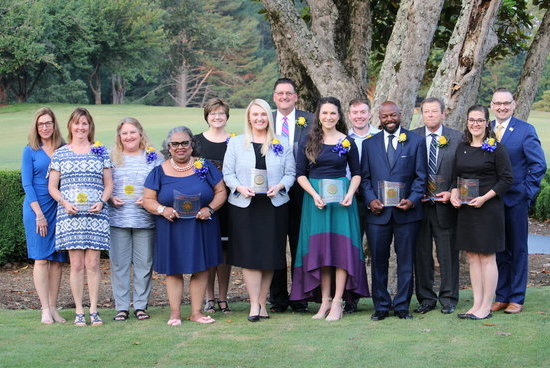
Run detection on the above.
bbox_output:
[247,305,261,322]
[326,299,343,321]
[312,298,332,320]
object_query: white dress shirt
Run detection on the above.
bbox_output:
[383,127,402,151]
[275,109,297,144]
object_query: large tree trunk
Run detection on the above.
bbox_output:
[261,0,371,112]
[89,64,102,105]
[372,0,445,128]
[0,77,7,103]
[515,8,550,120]
[111,74,126,104]
[425,0,502,130]
[170,59,189,107]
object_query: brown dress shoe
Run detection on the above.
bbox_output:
[504,303,523,314]
[491,302,509,312]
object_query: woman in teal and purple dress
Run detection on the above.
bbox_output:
[290,97,369,321]
[22,107,67,324]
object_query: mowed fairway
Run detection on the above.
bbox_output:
[0,104,247,170]
[1,103,549,170]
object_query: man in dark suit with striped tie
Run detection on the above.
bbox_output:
[412,97,463,315]
[269,78,314,313]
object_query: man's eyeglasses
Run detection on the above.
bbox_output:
[491,101,513,107]
[274,91,296,97]
[168,140,191,148]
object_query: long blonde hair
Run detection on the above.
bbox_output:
[243,99,276,156]
[27,107,65,150]
[111,117,151,166]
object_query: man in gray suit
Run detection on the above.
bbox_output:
[412,97,462,314]
[269,78,314,313]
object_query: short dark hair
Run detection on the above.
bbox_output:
[420,97,445,113]
[273,78,297,93]
[203,98,230,122]
[349,98,371,109]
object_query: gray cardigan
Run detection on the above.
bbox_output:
[222,134,296,208]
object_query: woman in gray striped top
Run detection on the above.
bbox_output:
[109,117,163,321]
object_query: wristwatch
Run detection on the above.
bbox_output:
[206,205,215,215]
[157,205,166,214]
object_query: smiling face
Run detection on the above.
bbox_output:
[119,123,142,153]
[36,114,54,141]
[467,110,488,140]
[248,104,269,133]
[379,103,401,134]
[273,82,298,113]
[70,115,90,142]
[348,102,370,131]
[168,131,193,164]
[207,107,228,129]
[319,103,340,131]
[491,91,515,123]
[421,101,445,132]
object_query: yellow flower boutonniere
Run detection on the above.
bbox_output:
[194,158,209,180]
[366,134,373,139]
[145,146,158,163]
[398,133,407,143]
[341,138,351,149]
[436,135,448,148]
[296,116,307,127]
[90,141,107,156]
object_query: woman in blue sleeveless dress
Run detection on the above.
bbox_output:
[290,97,369,321]
[22,107,67,324]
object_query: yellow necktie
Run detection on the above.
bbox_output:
[496,124,504,142]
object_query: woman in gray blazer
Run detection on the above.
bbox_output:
[223,98,295,322]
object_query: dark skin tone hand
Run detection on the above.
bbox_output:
[369,199,384,215]
[396,199,413,211]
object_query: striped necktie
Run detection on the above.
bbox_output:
[282,116,289,138]
[428,133,438,199]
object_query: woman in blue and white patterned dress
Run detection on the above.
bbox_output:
[48,107,113,326]
[109,117,162,321]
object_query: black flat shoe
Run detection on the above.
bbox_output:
[371,310,389,321]
[413,304,435,314]
[247,315,260,322]
[467,312,493,320]
[457,313,472,319]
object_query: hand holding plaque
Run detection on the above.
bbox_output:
[378,181,404,207]
[426,175,449,200]
[319,179,344,204]
[66,185,100,212]
[457,177,479,204]
[173,190,201,219]
[250,168,268,194]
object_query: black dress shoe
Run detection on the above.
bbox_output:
[290,303,309,313]
[441,306,456,314]
[394,310,413,319]
[413,304,436,314]
[467,312,492,320]
[344,300,358,314]
[270,304,288,313]
[371,311,389,321]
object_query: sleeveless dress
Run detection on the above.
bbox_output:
[144,161,223,275]
[290,138,370,302]
[21,146,67,261]
[50,145,112,251]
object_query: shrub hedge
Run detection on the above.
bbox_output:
[1,169,549,265]
[0,171,27,264]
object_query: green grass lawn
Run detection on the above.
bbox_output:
[1,103,548,170]
[0,287,548,368]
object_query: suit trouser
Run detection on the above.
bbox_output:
[109,227,154,311]
[496,201,529,305]
[270,185,306,308]
[414,204,459,307]
[367,220,420,312]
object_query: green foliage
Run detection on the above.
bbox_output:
[532,169,550,220]
[533,90,550,111]
[0,171,26,265]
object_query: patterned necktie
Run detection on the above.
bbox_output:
[428,133,438,199]
[495,123,504,142]
[282,116,289,138]
[387,134,395,165]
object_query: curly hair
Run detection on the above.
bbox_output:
[305,97,347,163]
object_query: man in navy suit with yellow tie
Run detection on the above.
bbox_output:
[490,88,546,314]
[361,101,427,320]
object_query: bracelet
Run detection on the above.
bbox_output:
[100,199,108,206]
[206,205,215,215]
[157,205,166,214]
[35,216,45,222]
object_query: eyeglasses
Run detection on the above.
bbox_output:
[467,118,487,125]
[168,140,191,148]
[491,101,513,107]
[37,122,54,128]
[274,91,296,97]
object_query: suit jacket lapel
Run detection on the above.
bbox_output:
[500,117,516,144]
[436,126,448,172]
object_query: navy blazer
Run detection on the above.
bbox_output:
[492,116,546,207]
[361,128,428,225]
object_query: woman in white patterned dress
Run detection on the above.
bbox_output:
[48,107,113,326]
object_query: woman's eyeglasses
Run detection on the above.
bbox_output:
[169,140,191,148]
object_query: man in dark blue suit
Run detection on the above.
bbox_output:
[361,101,427,320]
[490,88,546,314]
[269,78,314,313]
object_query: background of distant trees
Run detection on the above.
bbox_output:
[1,0,549,122]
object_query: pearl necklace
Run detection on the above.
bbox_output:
[170,158,193,172]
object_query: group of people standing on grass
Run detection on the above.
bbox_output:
[21,77,546,327]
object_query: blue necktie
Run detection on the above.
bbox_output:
[387,134,395,165]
